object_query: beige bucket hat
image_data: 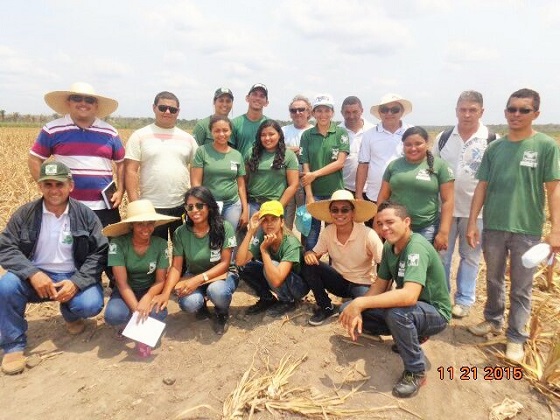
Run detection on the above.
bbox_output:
[44,82,119,118]
[102,199,180,237]
[306,190,377,224]
[370,93,412,120]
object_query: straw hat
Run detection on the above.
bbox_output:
[307,190,377,223]
[370,93,412,120]
[44,82,119,118]
[102,199,180,237]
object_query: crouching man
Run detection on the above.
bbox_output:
[340,201,451,398]
[236,201,308,318]
[0,161,107,375]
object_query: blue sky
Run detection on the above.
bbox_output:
[2,0,560,125]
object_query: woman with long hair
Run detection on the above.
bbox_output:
[152,187,238,335]
[191,115,248,232]
[245,120,299,216]
[376,126,454,250]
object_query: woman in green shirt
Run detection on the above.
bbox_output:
[152,186,239,335]
[102,199,179,356]
[245,120,299,216]
[377,126,454,250]
[191,115,249,232]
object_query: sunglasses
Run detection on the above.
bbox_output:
[157,105,179,114]
[289,107,307,114]
[185,203,207,212]
[68,95,97,104]
[506,107,533,115]
[379,106,402,114]
[329,207,353,214]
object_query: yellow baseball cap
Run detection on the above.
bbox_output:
[259,200,284,218]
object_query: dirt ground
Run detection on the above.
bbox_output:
[1,269,558,420]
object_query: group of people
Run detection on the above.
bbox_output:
[0,82,558,400]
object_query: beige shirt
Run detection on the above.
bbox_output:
[313,222,383,285]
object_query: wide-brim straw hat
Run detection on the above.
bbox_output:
[44,82,119,118]
[370,93,412,120]
[307,190,377,223]
[102,199,180,237]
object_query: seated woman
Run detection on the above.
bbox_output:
[376,126,454,250]
[191,115,248,232]
[152,186,238,335]
[304,190,383,325]
[102,199,179,356]
[236,201,308,318]
[245,120,299,216]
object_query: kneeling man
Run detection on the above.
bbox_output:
[237,201,308,318]
[340,201,451,398]
[0,161,107,375]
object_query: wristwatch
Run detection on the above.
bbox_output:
[202,272,209,283]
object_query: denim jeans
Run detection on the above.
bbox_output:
[240,260,309,303]
[305,195,330,251]
[178,272,239,316]
[222,199,242,230]
[413,221,438,244]
[482,229,540,344]
[303,262,370,309]
[104,287,167,326]
[248,201,262,219]
[440,217,483,304]
[0,271,104,353]
[343,301,447,373]
[284,183,305,230]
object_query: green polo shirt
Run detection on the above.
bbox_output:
[249,229,303,274]
[192,116,214,146]
[231,114,268,157]
[245,149,299,202]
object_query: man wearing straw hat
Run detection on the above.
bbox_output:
[0,161,108,375]
[304,190,383,326]
[28,82,125,227]
[340,201,451,398]
[355,93,413,219]
[125,91,198,240]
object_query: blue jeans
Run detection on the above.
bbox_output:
[305,195,330,251]
[0,271,104,353]
[178,272,239,316]
[303,262,370,309]
[240,260,309,303]
[345,301,447,373]
[104,287,167,326]
[482,230,540,344]
[413,221,438,244]
[222,199,242,230]
[440,217,483,304]
[284,183,305,230]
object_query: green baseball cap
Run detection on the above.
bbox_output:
[38,161,72,182]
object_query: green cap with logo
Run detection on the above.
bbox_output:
[38,161,73,182]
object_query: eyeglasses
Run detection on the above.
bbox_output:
[157,105,179,114]
[329,207,353,214]
[289,107,307,114]
[68,95,97,104]
[379,106,402,114]
[506,107,533,115]
[185,203,207,212]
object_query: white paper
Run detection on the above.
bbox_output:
[122,312,166,347]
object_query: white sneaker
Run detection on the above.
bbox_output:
[451,304,470,318]
[506,341,524,363]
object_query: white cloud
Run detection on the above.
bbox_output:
[445,41,499,63]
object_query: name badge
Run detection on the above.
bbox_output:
[230,161,239,171]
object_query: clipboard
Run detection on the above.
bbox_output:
[101,181,117,209]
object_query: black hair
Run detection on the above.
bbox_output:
[508,88,540,111]
[208,114,233,132]
[402,126,435,175]
[183,186,225,250]
[153,91,179,107]
[377,201,409,219]
[247,120,286,172]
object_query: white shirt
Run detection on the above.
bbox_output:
[282,124,312,149]
[433,123,493,218]
[339,119,375,192]
[358,122,412,200]
[32,203,76,273]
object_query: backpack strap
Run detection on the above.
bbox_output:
[437,127,454,152]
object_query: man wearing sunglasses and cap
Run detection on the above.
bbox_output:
[466,88,560,363]
[193,87,235,146]
[355,93,413,223]
[231,83,269,158]
[28,82,125,228]
[125,91,198,240]
[0,161,108,375]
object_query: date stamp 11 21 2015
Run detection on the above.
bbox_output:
[437,366,524,381]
